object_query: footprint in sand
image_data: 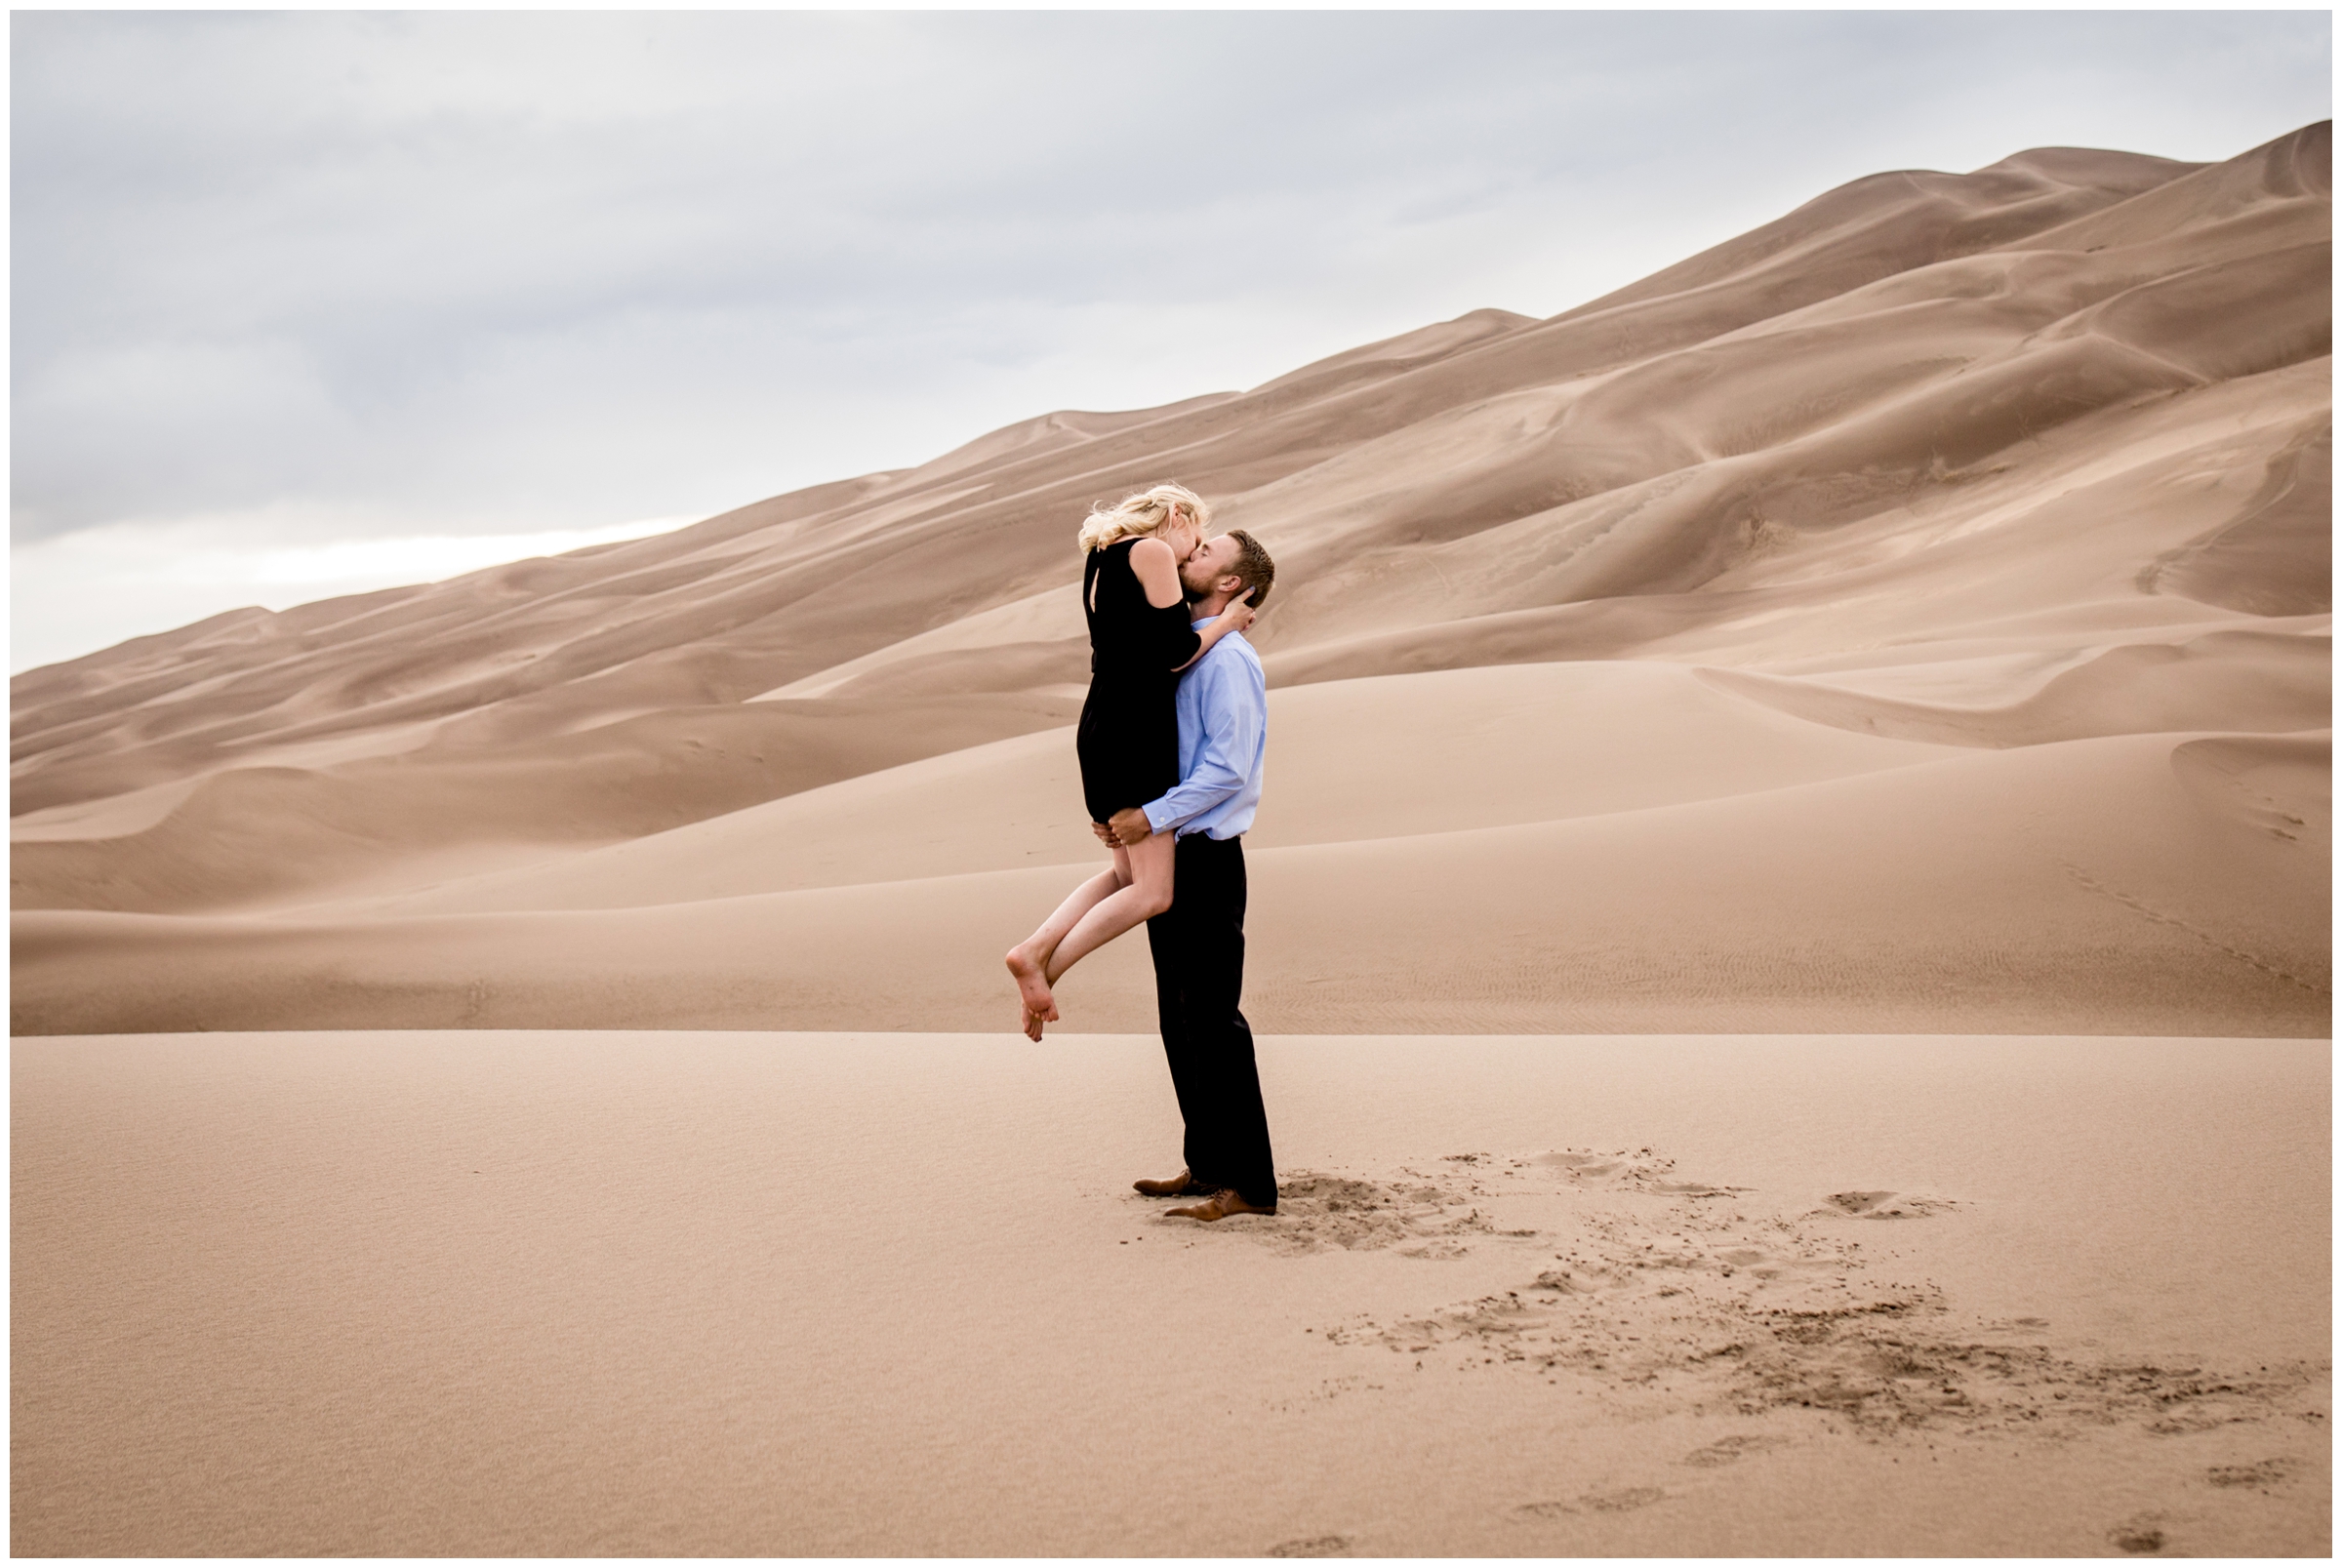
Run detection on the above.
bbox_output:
[1514,1486,1666,1520]
[1823,1190,1957,1219]
[1680,1434,1785,1468]
[1580,1486,1668,1513]
[1266,1534,1352,1557]
[2108,1517,2168,1554]
[2205,1458,2291,1490]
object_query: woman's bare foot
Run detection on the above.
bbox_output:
[1005,945,1058,1027]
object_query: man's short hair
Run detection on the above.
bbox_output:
[1226,529,1276,611]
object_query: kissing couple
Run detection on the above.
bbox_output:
[1006,484,1281,1224]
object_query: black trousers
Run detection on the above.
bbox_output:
[1144,833,1277,1210]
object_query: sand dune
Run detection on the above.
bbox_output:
[11,121,2330,1036]
[273,662,1960,914]
[17,721,2325,1038]
[12,691,1078,913]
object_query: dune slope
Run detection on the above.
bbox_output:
[12,123,2330,1037]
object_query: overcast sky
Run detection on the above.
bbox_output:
[12,9,2331,671]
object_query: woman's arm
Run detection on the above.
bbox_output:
[1127,536,1205,668]
[1128,538,1184,607]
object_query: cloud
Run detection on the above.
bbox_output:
[9,10,2331,667]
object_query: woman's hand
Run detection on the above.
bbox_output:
[1215,588,1257,634]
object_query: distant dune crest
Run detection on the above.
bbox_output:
[12,123,2330,1038]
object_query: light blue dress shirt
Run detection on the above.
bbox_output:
[1141,621,1267,840]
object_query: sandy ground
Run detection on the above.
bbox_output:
[12,1029,2328,1556]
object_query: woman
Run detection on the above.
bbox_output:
[1006,483,1256,1040]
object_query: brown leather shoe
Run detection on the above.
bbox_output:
[1166,1188,1277,1222]
[1134,1168,1214,1198]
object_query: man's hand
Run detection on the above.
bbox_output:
[1090,820,1117,848]
[1109,806,1154,846]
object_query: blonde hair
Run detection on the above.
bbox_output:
[1076,482,1212,555]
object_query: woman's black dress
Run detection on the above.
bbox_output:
[1076,538,1202,824]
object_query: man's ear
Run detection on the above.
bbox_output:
[1219,574,1244,597]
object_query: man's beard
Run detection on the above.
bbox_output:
[1183,583,1207,604]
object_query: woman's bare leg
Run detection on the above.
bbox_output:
[1046,830,1176,984]
[1007,847,1133,1038]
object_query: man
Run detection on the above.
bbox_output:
[1101,529,1278,1224]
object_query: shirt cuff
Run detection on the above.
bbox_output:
[1142,797,1179,835]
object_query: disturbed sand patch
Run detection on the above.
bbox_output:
[1165,1145,1763,1258]
[1177,1145,2332,1455]
[1159,1166,1510,1258]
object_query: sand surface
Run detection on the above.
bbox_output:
[11,122,2330,1038]
[12,1029,2327,1556]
